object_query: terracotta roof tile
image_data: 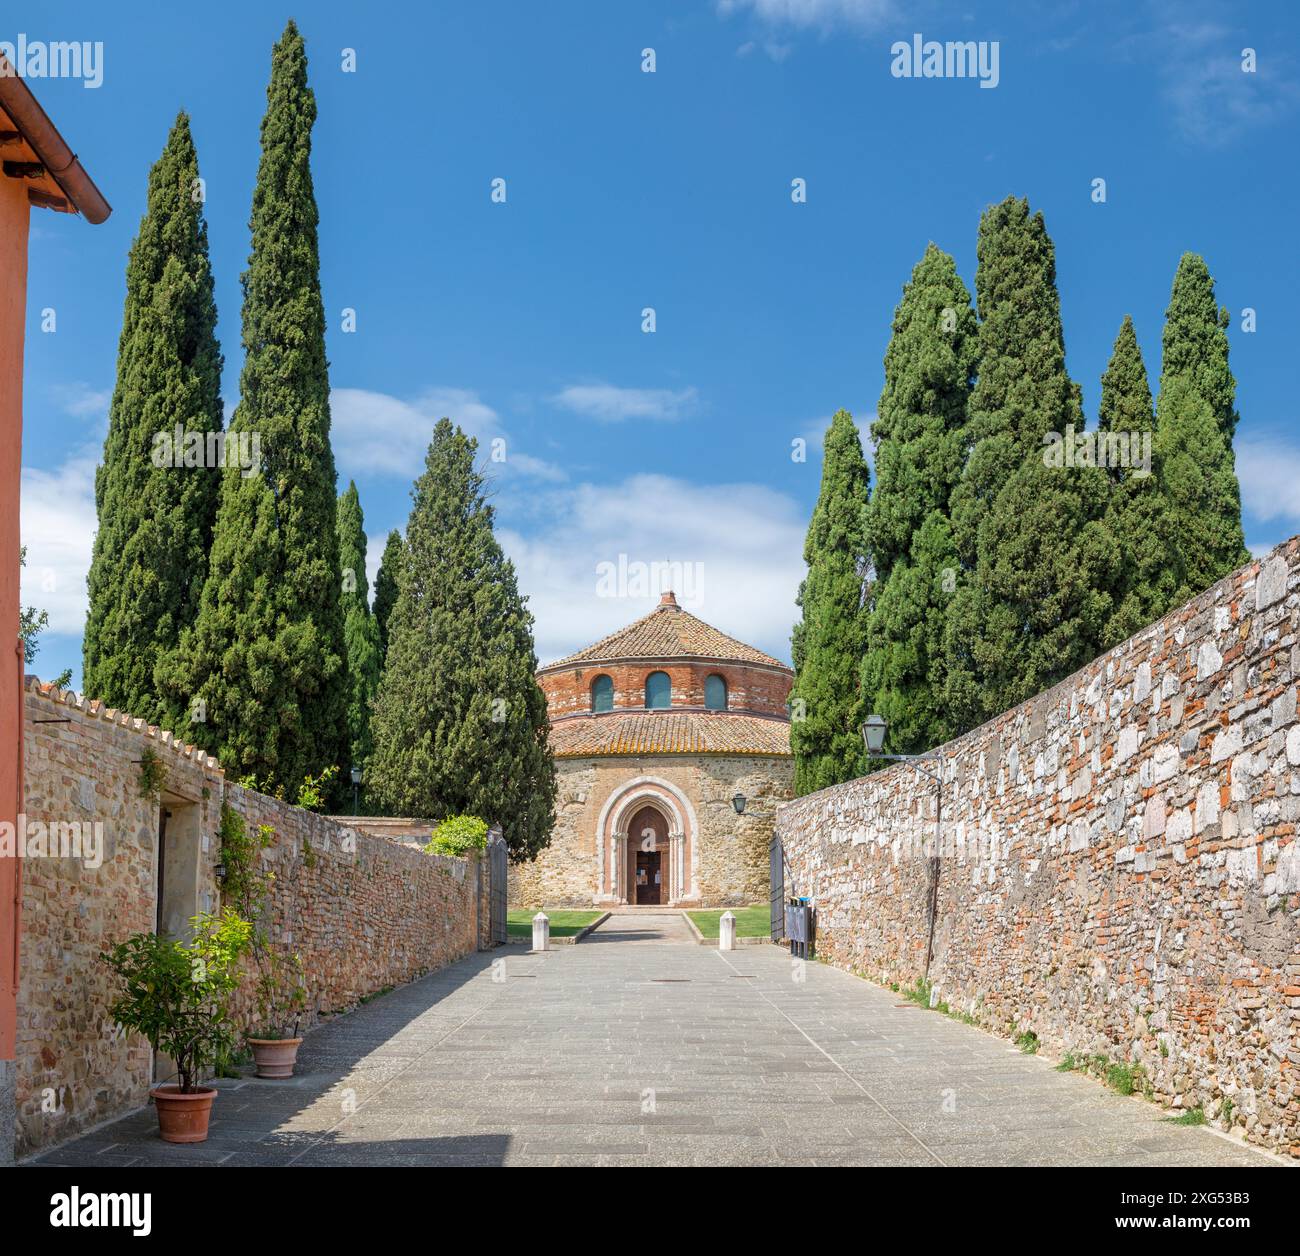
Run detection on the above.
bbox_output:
[549,710,791,758]
[542,593,788,671]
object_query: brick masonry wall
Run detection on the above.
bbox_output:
[539,660,793,719]
[509,754,794,907]
[776,541,1300,1158]
[15,682,482,1158]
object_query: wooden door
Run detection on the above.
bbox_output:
[635,850,661,905]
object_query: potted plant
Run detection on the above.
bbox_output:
[102,909,252,1143]
[247,946,308,1078]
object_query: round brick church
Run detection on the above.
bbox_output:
[509,592,795,908]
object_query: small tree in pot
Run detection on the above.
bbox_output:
[219,802,312,1077]
[102,909,252,1143]
[247,946,308,1078]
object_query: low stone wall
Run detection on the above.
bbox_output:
[14,680,482,1158]
[777,540,1300,1159]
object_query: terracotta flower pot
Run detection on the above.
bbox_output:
[150,1085,217,1144]
[248,1037,303,1079]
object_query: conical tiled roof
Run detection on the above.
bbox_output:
[540,591,788,671]
[550,710,791,757]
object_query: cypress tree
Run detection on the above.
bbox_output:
[859,244,976,754]
[1160,253,1239,437]
[372,529,403,663]
[789,409,871,795]
[945,197,1115,730]
[1156,254,1249,595]
[82,113,222,724]
[1098,316,1177,645]
[1156,376,1249,600]
[337,482,381,776]
[162,22,348,791]
[368,420,556,861]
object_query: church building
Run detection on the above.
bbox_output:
[510,592,794,908]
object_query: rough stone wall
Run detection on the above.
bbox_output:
[509,754,794,907]
[15,681,481,1158]
[219,787,479,1034]
[539,660,792,719]
[777,542,1300,1158]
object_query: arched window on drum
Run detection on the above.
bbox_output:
[645,671,671,709]
[590,674,614,713]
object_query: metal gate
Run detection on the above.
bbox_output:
[769,835,785,941]
[487,826,508,946]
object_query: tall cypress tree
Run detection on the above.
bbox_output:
[945,197,1115,730]
[368,420,556,861]
[162,22,348,791]
[83,113,222,724]
[1098,316,1177,645]
[789,409,871,796]
[337,482,381,777]
[859,244,975,754]
[372,529,403,663]
[1161,253,1239,438]
[1156,254,1249,595]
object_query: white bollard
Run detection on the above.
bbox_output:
[719,910,737,952]
[532,911,550,952]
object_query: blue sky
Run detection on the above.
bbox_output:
[16,0,1300,687]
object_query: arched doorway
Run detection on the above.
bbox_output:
[596,776,699,905]
[627,804,667,905]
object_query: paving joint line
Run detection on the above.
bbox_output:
[711,948,947,1166]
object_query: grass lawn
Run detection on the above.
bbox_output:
[686,904,770,939]
[507,909,604,939]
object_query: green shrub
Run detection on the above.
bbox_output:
[424,814,489,858]
[297,765,338,813]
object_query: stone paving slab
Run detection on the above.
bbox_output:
[25,938,1286,1168]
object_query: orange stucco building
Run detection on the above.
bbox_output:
[0,57,109,1164]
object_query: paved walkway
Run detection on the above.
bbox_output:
[29,928,1281,1167]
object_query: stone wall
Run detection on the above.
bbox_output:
[15,680,483,1158]
[510,753,794,907]
[776,541,1300,1158]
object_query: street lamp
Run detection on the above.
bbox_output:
[731,793,746,815]
[862,713,888,755]
[860,714,945,980]
[350,765,362,813]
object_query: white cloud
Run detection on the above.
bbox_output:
[49,381,112,420]
[21,453,98,636]
[551,383,700,423]
[718,0,895,33]
[500,473,805,667]
[331,387,564,481]
[21,383,110,641]
[1116,6,1300,146]
[1237,437,1300,525]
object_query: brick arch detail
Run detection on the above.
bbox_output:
[596,775,699,903]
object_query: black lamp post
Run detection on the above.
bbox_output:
[350,766,362,814]
[861,714,945,981]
